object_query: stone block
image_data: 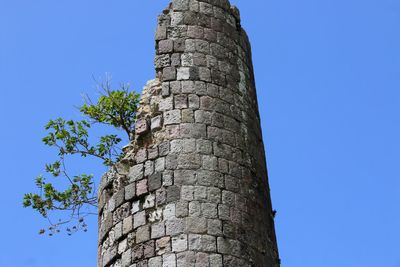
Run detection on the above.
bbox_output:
[155,25,167,40]
[194,110,212,125]
[218,204,230,220]
[188,234,216,252]
[196,139,212,154]
[159,96,174,111]
[174,94,188,109]
[163,203,176,220]
[136,225,150,243]
[121,249,132,267]
[179,123,207,139]
[196,170,223,188]
[148,208,163,223]
[181,185,195,201]
[155,54,170,69]
[131,200,141,214]
[194,81,207,95]
[172,234,188,252]
[148,172,162,191]
[207,187,221,203]
[209,254,223,267]
[204,28,217,42]
[181,53,194,67]
[118,238,128,254]
[123,216,133,235]
[187,25,204,39]
[222,190,235,205]
[225,175,239,192]
[170,81,181,94]
[134,211,146,229]
[177,153,201,169]
[163,67,177,81]
[201,203,218,219]
[136,179,148,196]
[143,240,156,258]
[188,94,199,109]
[182,109,194,123]
[114,222,123,240]
[158,39,174,54]
[113,202,131,225]
[176,201,189,217]
[177,67,190,80]
[125,183,136,201]
[166,154,178,169]
[199,2,213,15]
[172,0,190,11]
[132,244,144,261]
[201,155,218,170]
[156,187,167,205]
[114,189,125,209]
[135,119,149,136]
[148,146,159,160]
[167,185,181,203]
[156,236,171,256]
[162,82,170,97]
[171,12,184,26]
[199,96,214,111]
[195,252,209,267]
[166,218,186,236]
[128,164,143,182]
[156,142,168,157]
[145,160,154,177]
[143,194,155,209]
[163,253,177,267]
[151,222,165,239]
[192,53,207,66]
[198,67,211,82]
[217,237,241,257]
[162,171,174,186]
[174,39,186,52]
[189,201,201,217]
[135,148,148,164]
[181,81,195,93]
[195,40,209,54]
[207,219,222,236]
[174,170,196,185]
[155,157,166,172]
[148,256,162,267]
[164,110,181,125]
[102,246,117,267]
[171,53,181,66]
[189,0,199,11]
[185,39,196,53]
[193,186,207,200]
[177,251,196,266]
[186,217,207,234]
[151,115,163,131]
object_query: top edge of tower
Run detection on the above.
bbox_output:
[164,0,241,24]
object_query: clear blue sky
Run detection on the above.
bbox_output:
[0,0,399,266]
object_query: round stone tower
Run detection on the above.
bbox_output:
[98,0,280,266]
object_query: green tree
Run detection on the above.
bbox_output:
[23,78,140,236]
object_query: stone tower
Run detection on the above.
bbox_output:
[98,0,280,266]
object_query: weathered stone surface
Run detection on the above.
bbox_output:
[98,1,280,266]
[136,119,149,135]
[151,116,163,131]
[172,234,188,252]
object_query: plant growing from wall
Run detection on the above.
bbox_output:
[23,78,140,236]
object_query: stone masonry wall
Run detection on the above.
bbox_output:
[97,0,280,266]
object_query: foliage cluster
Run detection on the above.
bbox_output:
[23,80,140,235]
